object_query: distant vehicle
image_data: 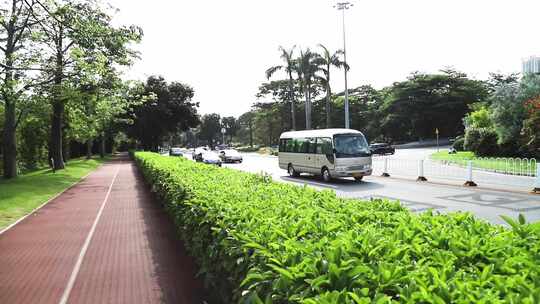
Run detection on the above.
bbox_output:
[219,149,243,163]
[193,147,208,161]
[448,147,457,154]
[369,143,395,155]
[169,147,183,157]
[201,152,222,166]
[278,128,372,182]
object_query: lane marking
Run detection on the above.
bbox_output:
[58,165,121,304]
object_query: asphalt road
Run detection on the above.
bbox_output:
[174,149,539,225]
[217,151,540,225]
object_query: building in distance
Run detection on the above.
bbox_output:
[522,56,540,75]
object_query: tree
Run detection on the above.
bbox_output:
[380,69,488,141]
[31,0,141,170]
[295,48,321,130]
[314,44,348,128]
[266,46,298,130]
[0,0,44,178]
[522,96,540,158]
[125,76,199,151]
[488,83,523,145]
[199,113,221,148]
[252,102,284,146]
[221,116,238,143]
[486,72,520,94]
[237,111,255,147]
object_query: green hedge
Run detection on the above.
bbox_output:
[135,152,540,303]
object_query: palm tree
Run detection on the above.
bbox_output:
[295,48,320,130]
[314,44,349,128]
[265,46,297,130]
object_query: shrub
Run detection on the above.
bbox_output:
[453,137,465,151]
[237,146,260,152]
[464,128,499,156]
[135,152,540,303]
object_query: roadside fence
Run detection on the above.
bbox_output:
[373,157,539,193]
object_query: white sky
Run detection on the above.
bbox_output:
[108,0,540,117]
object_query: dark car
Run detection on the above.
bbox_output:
[369,143,395,155]
[169,147,183,157]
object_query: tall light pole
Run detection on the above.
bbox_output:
[334,2,353,129]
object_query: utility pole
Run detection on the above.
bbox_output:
[334,2,353,129]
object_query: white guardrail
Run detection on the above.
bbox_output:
[373,157,540,193]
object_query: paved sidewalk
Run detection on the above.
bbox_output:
[0,156,203,304]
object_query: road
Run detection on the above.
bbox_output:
[213,150,540,225]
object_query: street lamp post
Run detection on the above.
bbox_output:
[334,2,353,129]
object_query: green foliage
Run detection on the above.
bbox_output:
[381,69,488,141]
[198,113,222,147]
[221,116,239,142]
[464,106,493,130]
[488,83,524,145]
[135,152,540,303]
[452,137,465,151]
[522,97,540,158]
[124,76,199,150]
[464,128,499,157]
[18,116,49,171]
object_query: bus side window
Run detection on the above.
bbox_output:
[313,138,322,154]
[307,138,317,154]
[292,139,300,153]
[286,139,294,152]
[300,138,310,153]
[320,138,333,155]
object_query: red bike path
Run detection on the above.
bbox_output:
[0,156,204,303]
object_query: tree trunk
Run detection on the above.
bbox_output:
[50,101,65,170]
[62,137,70,163]
[305,86,312,130]
[325,84,332,128]
[100,133,105,158]
[86,139,92,159]
[288,75,296,130]
[2,100,17,178]
[249,120,253,148]
[50,27,65,170]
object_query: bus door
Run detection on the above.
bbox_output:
[315,137,335,171]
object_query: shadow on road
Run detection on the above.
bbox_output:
[280,174,386,192]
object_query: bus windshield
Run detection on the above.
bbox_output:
[334,134,370,158]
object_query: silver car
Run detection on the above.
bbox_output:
[218,149,243,163]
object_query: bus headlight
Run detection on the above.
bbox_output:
[364,164,372,169]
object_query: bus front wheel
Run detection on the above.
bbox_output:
[354,176,364,182]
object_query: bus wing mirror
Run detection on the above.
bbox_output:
[332,148,337,154]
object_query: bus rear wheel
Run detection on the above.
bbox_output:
[288,164,300,177]
[322,168,332,182]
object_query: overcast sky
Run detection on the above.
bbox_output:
[108,0,540,117]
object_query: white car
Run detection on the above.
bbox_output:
[193,147,208,161]
[201,152,222,166]
[218,149,243,163]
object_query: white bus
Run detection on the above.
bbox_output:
[278,129,372,182]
